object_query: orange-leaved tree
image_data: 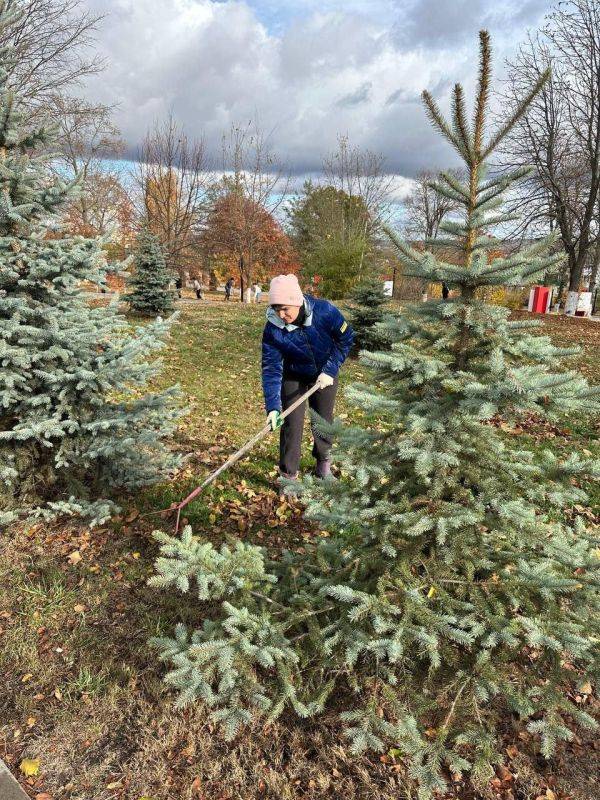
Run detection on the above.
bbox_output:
[200,190,298,299]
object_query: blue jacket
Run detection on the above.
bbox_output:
[261,295,354,412]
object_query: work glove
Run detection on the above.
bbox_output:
[267,410,283,430]
[315,372,334,390]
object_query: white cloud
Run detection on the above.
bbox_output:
[81,0,548,177]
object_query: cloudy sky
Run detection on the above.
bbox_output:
[81,0,550,192]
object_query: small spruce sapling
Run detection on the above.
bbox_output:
[348,277,390,354]
[127,226,175,316]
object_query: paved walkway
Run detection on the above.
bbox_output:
[0,758,30,799]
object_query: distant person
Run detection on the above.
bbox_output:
[262,274,354,480]
[225,277,234,301]
[193,278,203,300]
[175,275,182,299]
[253,283,262,303]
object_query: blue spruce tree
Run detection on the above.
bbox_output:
[127,225,176,316]
[348,276,390,353]
[150,31,600,797]
[0,0,180,525]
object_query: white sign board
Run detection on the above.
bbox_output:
[565,291,593,316]
[565,291,579,315]
[576,292,592,316]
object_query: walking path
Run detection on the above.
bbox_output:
[0,758,30,800]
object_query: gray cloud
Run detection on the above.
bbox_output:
[336,81,372,107]
[393,0,548,48]
[78,0,551,178]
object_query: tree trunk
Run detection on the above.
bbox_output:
[238,254,245,303]
[568,251,585,292]
[589,240,600,315]
[589,239,600,295]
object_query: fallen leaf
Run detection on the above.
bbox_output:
[579,681,592,694]
[53,688,63,701]
[546,790,556,800]
[21,673,33,683]
[125,509,139,522]
[67,550,82,565]
[35,794,53,800]
[20,758,40,777]
[26,716,36,728]
[73,604,86,613]
[106,781,122,790]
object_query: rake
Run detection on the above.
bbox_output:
[143,383,320,533]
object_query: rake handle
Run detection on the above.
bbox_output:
[174,382,321,531]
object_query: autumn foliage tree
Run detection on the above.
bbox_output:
[200,189,297,297]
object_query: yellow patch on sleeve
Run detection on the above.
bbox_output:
[340,321,348,333]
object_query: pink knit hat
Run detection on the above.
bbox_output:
[269,274,303,306]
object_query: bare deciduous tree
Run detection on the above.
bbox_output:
[501,0,600,295]
[54,94,124,231]
[134,114,210,278]
[1,0,104,108]
[322,134,394,228]
[403,169,463,242]
[210,122,290,301]
[63,171,134,244]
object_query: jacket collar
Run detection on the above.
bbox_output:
[267,295,313,331]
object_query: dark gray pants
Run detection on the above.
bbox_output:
[279,376,338,476]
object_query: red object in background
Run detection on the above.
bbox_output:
[529,285,551,313]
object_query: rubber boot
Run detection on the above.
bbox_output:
[278,468,298,480]
[314,460,334,479]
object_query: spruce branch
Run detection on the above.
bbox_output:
[451,83,473,160]
[473,30,491,155]
[421,90,467,160]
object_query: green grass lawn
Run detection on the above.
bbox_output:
[140,300,367,529]
[0,300,598,800]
